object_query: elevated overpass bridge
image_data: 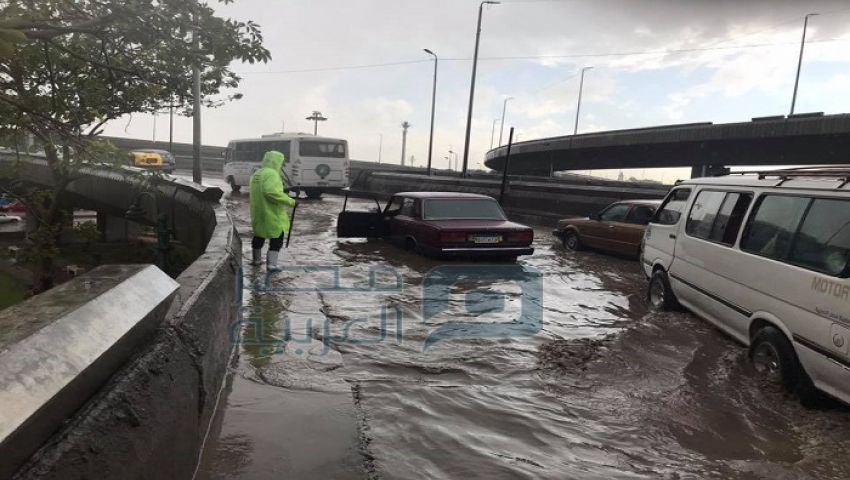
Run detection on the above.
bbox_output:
[484,113,850,177]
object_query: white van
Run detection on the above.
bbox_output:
[641,167,850,405]
[222,133,350,199]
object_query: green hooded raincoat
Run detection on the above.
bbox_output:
[249,151,296,239]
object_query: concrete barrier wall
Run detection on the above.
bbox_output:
[0,157,242,479]
[357,172,669,223]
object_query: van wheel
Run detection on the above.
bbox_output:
[749,326,818,403]
[648,270,679,310]
[562,230,583,251]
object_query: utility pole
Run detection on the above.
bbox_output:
[401,121,411,166]
[192,13,202,184]
[574,66,593,136]
[377,133,383,163]
[790,13,818,115]
[168,96,174,154]
[461,0,501,178]
[424,49,438,176]
[306,110,328,135]
[499,96,513,147]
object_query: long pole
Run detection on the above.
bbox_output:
[498,96,513,146]
[192,14,202,184]
[791,13,818,115]
[461,1,500,178]
[490,119,498,149]
[574,66,592,136]
[168,97,174,154]
[401,122,410,166]
[424,49,438,176]
[378,133,383,163]
[498,127,514,205]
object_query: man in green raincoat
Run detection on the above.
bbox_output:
[249,150,296,271]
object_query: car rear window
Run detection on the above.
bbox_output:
[423,199,506,220]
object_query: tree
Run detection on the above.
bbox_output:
[0,0,270,292]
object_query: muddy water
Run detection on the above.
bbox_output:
[199,193,850,480]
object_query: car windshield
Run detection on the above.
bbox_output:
[423,198,506,220]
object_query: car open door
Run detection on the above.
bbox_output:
[336,190,387,238]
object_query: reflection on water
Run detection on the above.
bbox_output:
[200,195,850,480]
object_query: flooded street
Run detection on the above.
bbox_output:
[199,192,850,480]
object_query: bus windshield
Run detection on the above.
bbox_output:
[300,141,346,158]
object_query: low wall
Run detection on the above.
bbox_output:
[356,172,669,223]
[0,157,242,479]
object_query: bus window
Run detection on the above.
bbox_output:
[300,141,346,158]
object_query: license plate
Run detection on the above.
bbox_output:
[470,234,502,244]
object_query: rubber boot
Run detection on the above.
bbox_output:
[267,250,282,273]
[250,249,263,267]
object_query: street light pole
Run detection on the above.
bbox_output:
[790,13,818,115]
[424,49,438,176]
[461,0,500,178]
[191,14,202,184]
[306,110,328,135]
[498,96,513,147]
[401,121,411,166]
[378,133,383,163]
[574,66,593,135]
[490,118,498,149]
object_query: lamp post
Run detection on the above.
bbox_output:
[377,133,383,163]
[424,49,438,176]
[192,13,202,184]
[401,121,411,166]
[498,96,513,147]
[306,110,328,135]
[574,66,593,135]
[790,13,818,115]
[490,118,498,149]
[461,0,501,178]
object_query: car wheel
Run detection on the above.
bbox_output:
[647,270,679,311]
[227,177,241,194]
[749,326,819,403]
[404,237,418,252]
[305,189,323,200]
[562,230,583,251]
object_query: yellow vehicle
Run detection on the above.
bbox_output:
[128,150,163,168]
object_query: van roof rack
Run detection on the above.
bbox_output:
[728,166,850,188]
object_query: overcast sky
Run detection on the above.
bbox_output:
[102,0,850,181]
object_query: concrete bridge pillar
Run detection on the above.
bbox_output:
[691,165,730,179]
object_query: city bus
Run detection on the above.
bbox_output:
[222,132,350,199]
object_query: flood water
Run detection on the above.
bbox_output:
[198,193,850,480]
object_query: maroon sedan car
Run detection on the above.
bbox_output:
[337,192,534,259]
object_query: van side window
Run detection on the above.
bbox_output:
[741,195,809,260]
[789,198,850,277]
[686,191,726,239]
[652,189,691,225]
[709,192,753,245]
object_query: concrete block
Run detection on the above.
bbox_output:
[0,264,179,479]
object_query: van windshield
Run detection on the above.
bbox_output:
[424,199,506,220]
[300,141,346,158]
